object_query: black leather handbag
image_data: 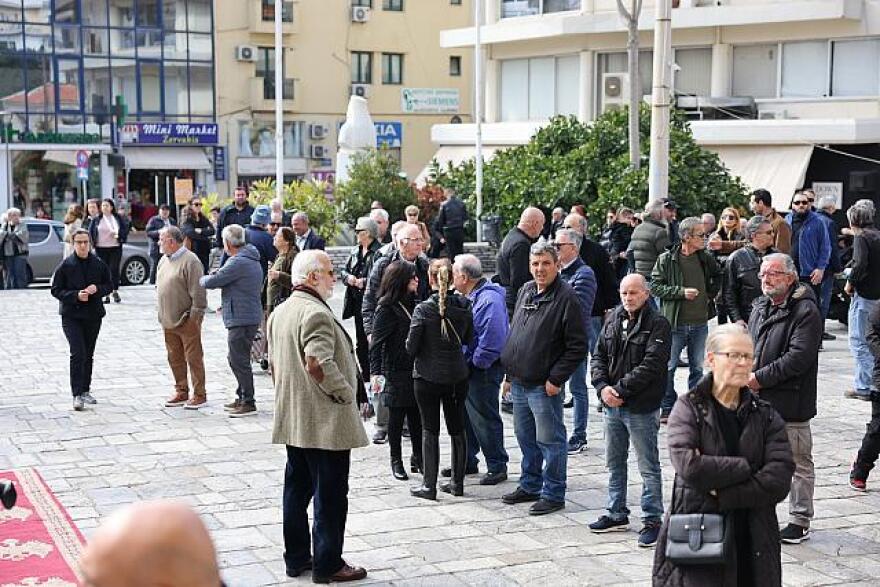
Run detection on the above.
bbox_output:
[665,506,731,565]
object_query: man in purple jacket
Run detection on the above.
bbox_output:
[452,254,511,486]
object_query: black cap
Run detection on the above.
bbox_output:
[662,198,677,210]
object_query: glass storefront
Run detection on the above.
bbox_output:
[9,148,102,220]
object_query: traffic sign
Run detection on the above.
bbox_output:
[75,150,89,169]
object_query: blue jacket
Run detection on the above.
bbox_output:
[245,224,277,277]
[560,256,597,333]
[786,210,831,276]
[464,279,509,370]
[300,230,326,251]
[816,210,842,273]
[200,244,263,328]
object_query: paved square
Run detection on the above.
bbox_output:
[1,284,878,585]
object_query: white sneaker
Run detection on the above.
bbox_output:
[73,396,84,411]
[81,392,97,405]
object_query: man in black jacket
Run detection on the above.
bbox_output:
[145,204,175,285]
[499,242,587,516]
[496,207,544,316]
[748,253,822,545]
[435,188,468,260]
[844,202,880,400]
[588,273,671,546]
[214,187,254,249]
[724,216,776,326]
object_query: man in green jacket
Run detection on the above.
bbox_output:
[651,217,721,422]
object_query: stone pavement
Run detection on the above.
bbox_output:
[1,284,879,586]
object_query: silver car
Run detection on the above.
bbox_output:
[24,218,151,286]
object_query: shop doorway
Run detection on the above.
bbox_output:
[126,169,195,229]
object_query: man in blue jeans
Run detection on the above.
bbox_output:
[452,254,511,485]
[651,217,721,422]
[589,273,671,547]
[499,242,587,515]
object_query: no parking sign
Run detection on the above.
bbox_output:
[76,150,89,181]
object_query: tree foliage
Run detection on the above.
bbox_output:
[335,149,416,226]
[247,178,339,243]
[430,105,748,235]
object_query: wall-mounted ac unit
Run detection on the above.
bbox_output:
[235,45,257,62]
[310,145,329,159]
[309,124,327,140]
[352,6,370,22]
[351,83,370,98]
[602,73,630,112]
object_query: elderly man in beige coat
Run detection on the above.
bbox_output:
[268,249,369,584]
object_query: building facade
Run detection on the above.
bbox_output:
[214,0,473,194]
[0,0,217,225]
[431,0,880,214]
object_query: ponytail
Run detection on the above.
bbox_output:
[429,258,453,340]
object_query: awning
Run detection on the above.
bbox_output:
[42,151,78,166]
[705,145,814,210]
[415,145,504,186]
[124,146,211,170]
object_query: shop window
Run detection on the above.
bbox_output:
[732,44,778,99]
[832,38,880,97]
[351,51,371,84]
[382,53,403,85]
[450,55,461,76]
[781,41,827,98]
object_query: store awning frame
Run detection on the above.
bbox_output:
[123,146,211,170]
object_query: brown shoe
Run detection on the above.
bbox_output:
[184,396,207,410]
[229,404,257,418]
[313,563,367,584]
[223,399,241,412]
[164,392,188,407]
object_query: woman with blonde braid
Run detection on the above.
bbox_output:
[406,259,474,500]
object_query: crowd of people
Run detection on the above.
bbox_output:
[40,183,880,585]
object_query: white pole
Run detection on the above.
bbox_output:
[274,0,284,201]
[1,111,11,210]
[648,0,672,202]
[474,0,484,243]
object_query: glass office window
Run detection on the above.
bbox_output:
[832,39,880,97]
[54,25,80,54]
[83,57,111,115]
[24,24,52,52]
[187,32,211,61]
[163,61,188,116]
[187,0,212,32]
[108,0,135,27]
[528,57,555,119]
[82,0,108,26]
[136,0,159,26]
[136,29,162,58]
[83,27,108,55]
[189,63,213,115]
[138,61,161,112]
[732,44,778,98]
[781,41,827,98]
[500,58,528,121]
[24,53,53,112]
[555,54,579,116]
[110,59,137,112]
[1,1,23,23]
[54,0,78,23]
[56,56,83,112]
[163,0,184,30]
[351,51,371,84]
[0,53,24,102]
[24,0,50,23]
[674,47,711,97]
[162,31,186,60]
[382,53,403,84]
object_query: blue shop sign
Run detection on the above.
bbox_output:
[123,123,219,145]
[375,122,402,149]
[214,146,227,181]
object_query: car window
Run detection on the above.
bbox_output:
[52,225,65,241]
[26,223,51,244]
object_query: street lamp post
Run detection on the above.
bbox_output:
[474,0,483,243]
[648,0,672,202]
[274,0,284,202]
[0,111,11,211]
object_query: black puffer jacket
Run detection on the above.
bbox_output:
[723,245,776,324]
[362,250,430,335]
[369,301,416,407]
[495,227,537,316]
[591,302,671,414]
[653,376,794,587]
[748,284,822,422]
[406,292,473,384]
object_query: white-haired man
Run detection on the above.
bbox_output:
[292,212,325,251]
[268,250,369,583]
[370,208,391,244]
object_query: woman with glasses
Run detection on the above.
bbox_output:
[653,323,794,586]
[181,196,216,275]
[369,260,424,481]
[404,205,431,255]
[709,207,746,324]
[88,198,129,303]
[342,217,381,383]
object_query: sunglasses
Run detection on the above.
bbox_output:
[721,214,736,220]
[792,200,809,206]
[192,202,202,207]
[269,222,280,227]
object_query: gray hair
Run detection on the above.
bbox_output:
[160,225,184,244]
[817,195,836,212]
[290,250,329,286]
[563,213,587,235]
[370,208,389,223]
[291,211,310,224]
[453,253,483,280]
[222,224,246,248]
[618,207,634,218]
[5,207,21,217]
[705,323,752,355]
[762,253,797,276]
[391,220,409,244]
[745,215,771,238]
[848,202,875,228]
[644,199,665,220]
[555,227,583,250]
[529,241,559,262]
[855,198,875,213]
[678,217,704,240]
[552,207,565,216]
[356,216,378,239]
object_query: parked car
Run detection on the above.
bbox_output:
[24,218,150,286]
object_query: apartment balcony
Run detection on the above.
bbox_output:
[249,0,298,35]
[249,77,297,111]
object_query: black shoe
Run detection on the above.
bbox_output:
[102,296,110,304]
[529,499,565,516]
[589,515,630,533]
[501,487,540,505]
[260,358,269,371]
[372,429,387,444]
[501,400,513,414]
[822,331,837,341]
[410,484,437,500]
[412,430,439,501]
[112,291,121,303]
[410,454,422,474]
[441,464,478,478]
[391,459,408,481]
[440,480,463,496]
[780,523,811,544]
[286,560,313,578]
[563,397,574,409]
[480,470,508,486]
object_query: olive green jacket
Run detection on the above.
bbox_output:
[651,245,722,328]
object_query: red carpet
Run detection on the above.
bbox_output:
[0,469,84,587]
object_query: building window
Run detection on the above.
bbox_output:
[781,41,828,98]
[832,39,880,97]
[382,53,403,85]
[500,55,579,122]
[596,50,652,112]
[383,0,403,10]
[673,47,712,97]
[352,0,372,6]
[732,44,778,99]
[501,0,580,18]
[451,0,462,4]
[256,47,284,99]
[450,55,461,76]
[262,0,294,22]
[351,51,372,84]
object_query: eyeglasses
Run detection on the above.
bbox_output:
[354,228,365,233]
[73,239,90,245]
[759,270,788,279]
[192,202,202,207]
[269,222,280,227]
[792,200,809,206]
[714,351,754,362]
[552,242,574,249]
[403,237,424,243]
[721,214,736,220]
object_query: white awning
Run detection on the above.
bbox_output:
[415,145,504,186]
[705,145,814,210]
[42,151,78,166]
[124,146,211,170]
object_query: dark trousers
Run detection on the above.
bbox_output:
[353,310,369,382]
[228,324,258,405]
[388,405,422,462]
[61,316,102,398]
[414,379,468,435]
[3,255,28,289]
[855,399,880,478]
[443,228,465,260]
[283,446,351,577]
[149,252,160,285]
[95,246,122,290]
[465,363,509,473]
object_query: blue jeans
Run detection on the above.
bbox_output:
[587,315,602,355]
[849,293,879,394]
[4,255,28,289]
[663,323,708,412]
[819,272,834,319]
[511,381,567,503]
[604,407,663,523]
[465,363,509,473]
[565,358,589,442]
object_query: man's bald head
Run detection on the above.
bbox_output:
[80,500,220,587]
[619,273,651,314]
[518,207,545,239]
[563,213,587,236]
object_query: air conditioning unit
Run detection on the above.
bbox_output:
[309,124,327,140]
[602,73,630,112]
[351,6,370,22]
[235,45,257,62]
[351,83,370,98]
[309,144,329,159]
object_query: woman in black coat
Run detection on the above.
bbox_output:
[369,260,423,481]
[407,258,474,500]
[180,196,216,274]
[653,323,795,587]
[343,216,381,383]
[50,229,113,412]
